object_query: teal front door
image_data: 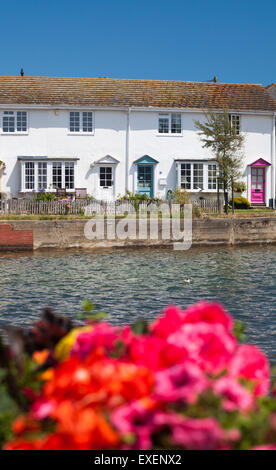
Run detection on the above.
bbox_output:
[137,165,153,197]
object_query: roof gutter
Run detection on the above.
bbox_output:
[0,104,274,115]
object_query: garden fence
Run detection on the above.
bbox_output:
[0,198,219,216]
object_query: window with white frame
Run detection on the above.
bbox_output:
[99,167,113,187]
[208,164,217,190]
[193,163,204,189]
[22,161,75,192]
[65,162,74,189]
[69,111,93,133]
[2,111,28,133]
[52,162,62,188]
[178,161,222,191]
[25,162,35,190]
[158,113,181,134]
[38,162,47,190]
[180,163,192,189]
[229,114,240,135]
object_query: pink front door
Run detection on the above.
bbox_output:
[251,167,265,203]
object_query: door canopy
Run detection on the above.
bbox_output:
[134,155,159,165]
[94,155,119,165]
[249,158,271,167]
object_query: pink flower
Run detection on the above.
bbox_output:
[71,323,119,359]
[183,301,234,332]
[127,335,188,371]
[32,400,55,420]
[154,362,209,403]
[251,444,276,450]
[228,345,270,396]
[111,401,154,450]
[168,322,237,374]
[213,377,254,411]
[152,412,228,450]
[151,305,184,339]
[151,302,234,340]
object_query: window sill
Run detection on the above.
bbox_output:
[183,189,223,193]
[67,132,94,136]
[1,132,29,136]
[156,133,183,137]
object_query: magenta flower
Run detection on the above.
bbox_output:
[71,323,119,359]
[153,362,209,404]
[152,412,232,450]
[228,344,270,396]
[213,377,254,411]
[167,322,237,374]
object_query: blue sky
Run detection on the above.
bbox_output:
[0,0,275,85]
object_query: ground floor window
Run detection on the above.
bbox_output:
[99,166,113,187]
[21,161,76,192]
[25,162,35,190]
[178,161,221,191]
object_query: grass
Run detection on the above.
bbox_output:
[207,208,276,218]
[0,209,275,221]
[0,214,92,220]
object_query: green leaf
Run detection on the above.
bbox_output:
[82,299,94,313]
[233,320,246,342]
[131,319,149,335]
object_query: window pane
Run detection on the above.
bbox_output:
[171,113,181,133]
[53,162,62,188]
[70,112,80,132]
[83,112,93,132]
[65,162,74,189]
[38,162,47,190]
[17,111,27,132]
[25,162,35,189]
[208,164,217,190]
[100,166,112,187]
[3,113,15,132]
[158,115,169,133]
[180,163,191,189]
[193,163,203,189]
[230,114,240,135]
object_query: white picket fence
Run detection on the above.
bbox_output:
[0,198,219,215]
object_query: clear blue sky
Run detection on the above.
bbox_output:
[1,0,275,85]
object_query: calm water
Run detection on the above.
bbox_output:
[0,246,275,364]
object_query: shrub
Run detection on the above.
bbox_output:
[233,181,247,193]
[229,196,251,209]
[35,191,55,202]
[1,301,276,450]
[171,188,191,206]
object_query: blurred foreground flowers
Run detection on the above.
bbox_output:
[1,301,276,450]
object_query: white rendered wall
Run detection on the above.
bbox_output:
[0,108,274,205]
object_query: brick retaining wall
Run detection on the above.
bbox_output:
[0,224,33,250]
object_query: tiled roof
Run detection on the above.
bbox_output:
[0,76,275,112]
[266,84,276,103]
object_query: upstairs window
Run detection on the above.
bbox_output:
[2,111,28,133]
[69,111,93,133]
[158,113,181,134]
[229,114,240,135]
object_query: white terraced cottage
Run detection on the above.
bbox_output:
[0,76,276,206]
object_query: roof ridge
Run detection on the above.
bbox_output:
[0,76,267,87]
